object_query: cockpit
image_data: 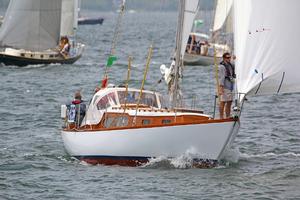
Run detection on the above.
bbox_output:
[93,87,163,110]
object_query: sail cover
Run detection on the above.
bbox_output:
[0,0,61,51]
[61,0,78,36]
[180,0,200,57]
[213,0,233,32]
[234,0,300,98]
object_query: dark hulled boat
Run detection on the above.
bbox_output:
[0,0,84,67]
[78,17,104,25]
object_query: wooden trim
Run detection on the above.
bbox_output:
[64,112,238,132]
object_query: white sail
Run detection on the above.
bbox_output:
[0,0,61,51]
[74,0,79,30]
[213,0,233,32]
[180,0,200,58]
[61,0,78,36]
[234,0,300,98]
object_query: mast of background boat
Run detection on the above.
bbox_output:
[172,0,185,109]
[103,0,126,82]
[73,0,79,45]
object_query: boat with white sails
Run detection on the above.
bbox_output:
[184,0,233,66]
[60,0,240,167]
[0,0,84,66]
[61,0,300,167]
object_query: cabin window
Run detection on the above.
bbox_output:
[97,92,117,110]
[20,53,25,57]
[142,119,151,125]
[140,93,158,108]
[117,91,158,108]
[40,55,44,58]
[104,116,128,128]
[50,55,54,58]
[159,95,168,109]
[118,91,138,104]
[93,95,100,105]
[30,54,33,58]
[162,119,171,124]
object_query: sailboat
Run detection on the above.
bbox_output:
[60,0,240,167]
[77,0,104,25]
[184,0,232,66]
[0,0,84,66]
[78,17,104,25]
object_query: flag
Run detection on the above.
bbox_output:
[101,76,108,88]
[106,55,117,67]
[194,19,203,27]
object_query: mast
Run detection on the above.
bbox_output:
[172,0,185,108]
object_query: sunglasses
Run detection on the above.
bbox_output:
[225,56,231,59]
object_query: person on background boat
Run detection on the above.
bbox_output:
[200,41,209,56]
[186,35,192,53]
[187,34,197,54]
[218,52,235,119]
[59,36,71,58]
[67,91,86,126]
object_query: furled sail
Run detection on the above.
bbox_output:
[234,0,300,98]
[0,0,61,51]
[180,0,200,58]
[170,0,199,106]
[61,0,78,36]
[213,0,233,32]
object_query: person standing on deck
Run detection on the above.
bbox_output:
[218,52,235,119]
[67,91,86,126]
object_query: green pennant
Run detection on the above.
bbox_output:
[106,55,117,67]
[194,19,204,27]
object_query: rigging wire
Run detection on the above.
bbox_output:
[103,0,126,79]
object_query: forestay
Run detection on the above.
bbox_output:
[234,0,300,98]
[0,0,61,51]
[61,0,78,36]
[180,0,200,58]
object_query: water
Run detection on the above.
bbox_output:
[1,11,300,199]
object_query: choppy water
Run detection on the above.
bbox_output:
[0,11,300,199]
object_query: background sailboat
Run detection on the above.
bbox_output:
[0,0,84,66]
[77,0,104,25]
[184,0,232,66]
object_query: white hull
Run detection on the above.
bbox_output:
[61,120,240,164]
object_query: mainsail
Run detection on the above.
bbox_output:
[234,0,300,98]
[61,0,78,36]
[0,0,61,51]
[213,0,233,32]
[180,0,200,57]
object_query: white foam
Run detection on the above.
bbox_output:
[240,152,300,159]
[221,147,241,163]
